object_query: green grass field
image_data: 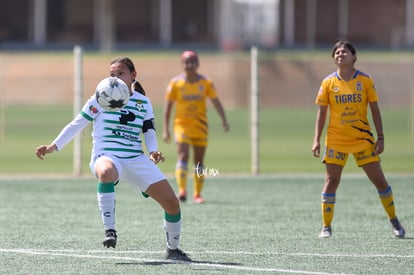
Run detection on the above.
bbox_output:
[1,48,413,275]
[1,175,413,274]
[0,105,413,175]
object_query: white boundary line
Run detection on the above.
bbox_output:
[2,249,414,258]
[3,248,414,274]
[0,248,361,275]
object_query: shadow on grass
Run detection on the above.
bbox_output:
[116,260,242,266]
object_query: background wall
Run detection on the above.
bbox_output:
[0,0,413,49]
[1,51,413,109]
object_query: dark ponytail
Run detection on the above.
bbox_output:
[133,79,146,95]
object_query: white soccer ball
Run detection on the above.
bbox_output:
[95,77,130,111]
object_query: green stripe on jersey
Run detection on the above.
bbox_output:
[115,154,141,159]
[103,148,144,154]
[102,119,143,128]
[103,138,141,145]
[130,98,148,104]
[125,106,147,116]
[103,140,136,146]
[80,111,93,121]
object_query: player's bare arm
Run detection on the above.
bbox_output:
[312,105,327,157]
[163,100,174,143]
[211,98,230,132]
[369,101,385,154]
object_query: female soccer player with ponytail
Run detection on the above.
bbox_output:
[312,40,405,238]
[35,57,191,261]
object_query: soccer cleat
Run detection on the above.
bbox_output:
[178,191,187,202]
[193,196,204,204]
[318,226,332,238]
[165,248,192,262]
[103,229,117,248]
[390,217,405,238]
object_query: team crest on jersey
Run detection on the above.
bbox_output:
[89,105,98,114]
[333,87,340,93]
[356,82,362,92]
[198,85,204,92]
[135,100,144,111]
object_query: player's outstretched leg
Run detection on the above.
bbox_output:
[377,185,406,238]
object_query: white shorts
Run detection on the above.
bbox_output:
[89,154,166,192]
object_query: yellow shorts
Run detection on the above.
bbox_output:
[322,145,380,167]
[174,126,208,146]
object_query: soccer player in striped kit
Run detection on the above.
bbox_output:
[35,57,191,261]
[163,50,229,203]
[312,40,405,238]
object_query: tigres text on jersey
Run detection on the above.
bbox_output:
[315,70,379,153]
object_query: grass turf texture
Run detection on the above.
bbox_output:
[1,175,413,274]
[0,105,412,174]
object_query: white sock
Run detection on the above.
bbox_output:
[164,219,181,249]
[97,192,116,230]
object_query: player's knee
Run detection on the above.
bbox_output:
[95,163,118,182]
[160,195,180,215]
[162,188,180,213]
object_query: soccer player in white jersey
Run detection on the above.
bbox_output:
[35,57,191,262]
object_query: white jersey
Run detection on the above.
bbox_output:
[52,91,156,161]
[83,91,154,159]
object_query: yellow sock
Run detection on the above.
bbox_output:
[175,161,188,194]
[379,186,396,219]
[321,193,335,227]
[193,172,204,197]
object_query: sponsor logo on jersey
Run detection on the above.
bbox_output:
[135,100,144,111]
[119,110,136,125]
[182,94,203,101]
[89,105,99,114]
[356,81,362,92]
[112,130,139,141]
[116,125,133,131]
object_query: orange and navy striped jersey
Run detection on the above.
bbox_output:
[315,70,379,153]
[165,73,217,135]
